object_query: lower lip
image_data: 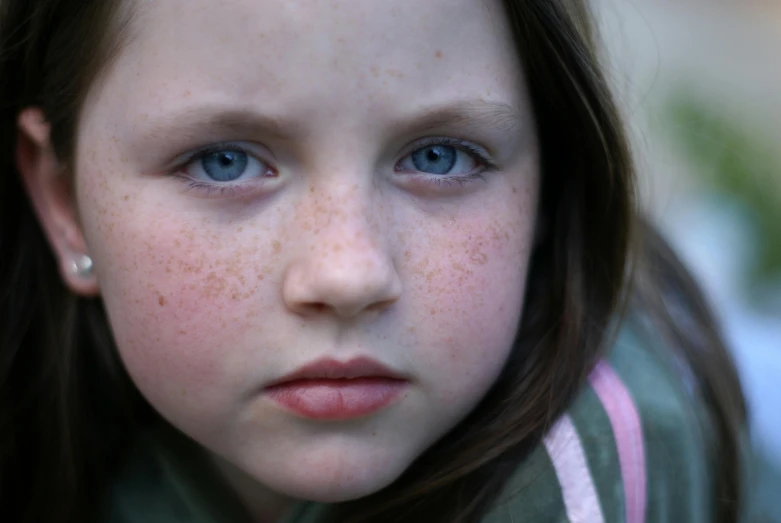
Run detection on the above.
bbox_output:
[265,378,407,420]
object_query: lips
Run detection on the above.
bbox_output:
[264,357,408,420]
[266,356,406,385]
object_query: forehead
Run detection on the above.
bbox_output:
[97,0,524,121]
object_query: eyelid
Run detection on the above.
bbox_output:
[408,136,491,156]
[167,141,272,172]
[398,136,498,170]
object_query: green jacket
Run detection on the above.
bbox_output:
[103,318,760,522]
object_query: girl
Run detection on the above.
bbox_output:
[0,0,752,522]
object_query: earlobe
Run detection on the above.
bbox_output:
[16,107,100,296]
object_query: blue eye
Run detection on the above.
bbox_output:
[398,138,488,177]
[181,145,271,186]
[410,145,457,175]
[201,150,249,182]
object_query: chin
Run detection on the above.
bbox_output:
[251,449,412,503]
[279,464,405,503]
[282,478,394,504]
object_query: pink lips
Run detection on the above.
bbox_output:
[264,357,407,421]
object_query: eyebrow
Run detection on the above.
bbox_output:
[399,100,526,137]
[139,108,294,145]
[137,99,526,146]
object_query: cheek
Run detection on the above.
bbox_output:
[402,206,534,401]
[82,197,279,413]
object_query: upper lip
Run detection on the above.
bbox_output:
[266,356,406,387]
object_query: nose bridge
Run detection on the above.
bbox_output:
[284,179,400,318]
[305,180,378,252]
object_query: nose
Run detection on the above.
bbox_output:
[282,188,402,319]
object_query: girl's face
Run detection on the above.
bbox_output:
[75,0,538,505]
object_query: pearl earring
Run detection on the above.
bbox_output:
[70,254,94,277]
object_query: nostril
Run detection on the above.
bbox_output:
[296,302,328,316]
[366,296,398,313]
[311,303,327,314]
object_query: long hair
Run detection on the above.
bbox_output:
[0,1,746,522]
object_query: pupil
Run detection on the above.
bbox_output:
[202,150,248,182]
[410,144,456,175]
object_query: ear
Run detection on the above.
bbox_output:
[16,107,100,296]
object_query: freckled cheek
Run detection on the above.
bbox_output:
[92,220,276,407]
[404,224,530,397]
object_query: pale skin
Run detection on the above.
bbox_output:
[18,0,540,521]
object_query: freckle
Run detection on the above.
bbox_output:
[273,241,281,253]
[158,295,166,306]
[238,226,244,232]
[435,50,443,58]
[512,187,518,194]
[470,252,488,265]
[179,330,187,335]
[257,273,264,281]
[453,262,472,276]
[123,195,129,201]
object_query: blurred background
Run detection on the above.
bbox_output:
[592,0,781,519]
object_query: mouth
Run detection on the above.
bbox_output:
[264,357,408,421]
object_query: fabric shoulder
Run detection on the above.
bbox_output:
[484,317,718,523]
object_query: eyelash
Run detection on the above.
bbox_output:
[398,137,498,187]
[172,137,498,197]
[183,180,251,197]
[172,142,273,197]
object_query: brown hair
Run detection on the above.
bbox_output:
[0,1,746,522]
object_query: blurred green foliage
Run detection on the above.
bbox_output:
[661,91,781,304]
